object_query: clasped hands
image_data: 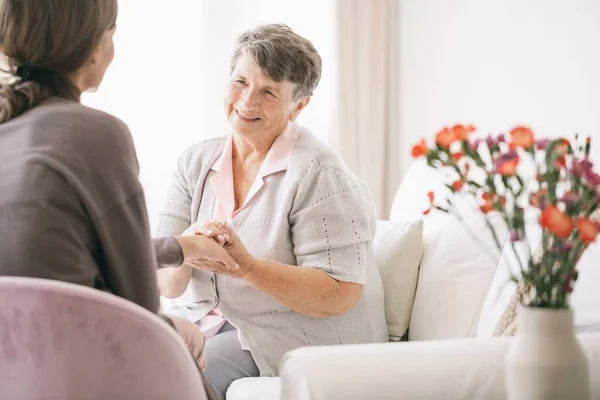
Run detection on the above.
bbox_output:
[178,220,253,279]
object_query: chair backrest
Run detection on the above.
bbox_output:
[0,277,207,400]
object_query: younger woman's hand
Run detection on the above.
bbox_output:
[175,235,238,271]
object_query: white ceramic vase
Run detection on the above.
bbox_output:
[505,307,589,400]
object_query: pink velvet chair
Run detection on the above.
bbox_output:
[0,277,208,400]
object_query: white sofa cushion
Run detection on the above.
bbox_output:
[391,160,508,340]
[226,377,280,400]
[277,333,600,400]
[373,219,423,340]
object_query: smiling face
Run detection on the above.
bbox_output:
[224,52,309,141]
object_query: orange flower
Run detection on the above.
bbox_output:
[495,152,520,176]
[498,159,519,176]
[452,124,476,141]
[577,218,600,244]
[540,206,573,239]
[423,191,435,215]
[555,139,570,156]
[435,127,455,148]
[480,203,494,214]
[450,151,464,164]
[451,179,464,191]
[509,126,534,150]
[480,192,494,213]
[412,139,428,158]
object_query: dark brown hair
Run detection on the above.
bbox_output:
[0,0,118,123]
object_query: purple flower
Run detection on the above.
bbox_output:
[560,191,581,207]
[497,134,506,143]
[535,138,550,150]
[583,170,600,188]
[571,159,593,178]
[554,242,574,254]
[495,150,519,165]
[486,135,496,148]
[469,138,482,151]
[510,231,522,242]
[563,272,574,294]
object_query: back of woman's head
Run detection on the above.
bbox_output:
[0,0,117,123]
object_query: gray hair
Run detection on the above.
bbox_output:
[230,24,322,100]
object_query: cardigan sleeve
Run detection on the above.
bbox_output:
[289,166,376,285]
[155,149,195,237]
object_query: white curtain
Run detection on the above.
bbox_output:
[331,0,401,218]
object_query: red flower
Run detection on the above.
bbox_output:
[495,151,520,176]
[450,151,464,164]
[577,218,600,244]
[480,192,494,213]
[555,156,566,169]
[452,124,476,141]
[540,206,573,239]
[509,126,534,150]
[435,128,455,148]
[412,139,428,158]
[480,203,493,214]
[423,191,435,215]
[451,179,464,191]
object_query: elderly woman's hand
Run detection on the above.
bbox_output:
[184,220,229,245]
[190,220,255,279]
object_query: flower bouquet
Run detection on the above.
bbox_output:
[411,125,599,308]
[411,124,599,399]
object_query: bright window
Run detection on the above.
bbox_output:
[83,1,334,230]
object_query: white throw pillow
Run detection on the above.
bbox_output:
[392,160,508,341]
[373,219,423,341]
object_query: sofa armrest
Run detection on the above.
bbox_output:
[279,333,600,400]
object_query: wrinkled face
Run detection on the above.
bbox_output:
[224,52,308,140]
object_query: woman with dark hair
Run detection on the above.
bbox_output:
[0,1,230,390]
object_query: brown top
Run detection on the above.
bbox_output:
[0,97,182,313]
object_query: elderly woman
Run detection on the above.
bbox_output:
[157,24,387,398]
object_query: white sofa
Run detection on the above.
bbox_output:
[227,161,600,400]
